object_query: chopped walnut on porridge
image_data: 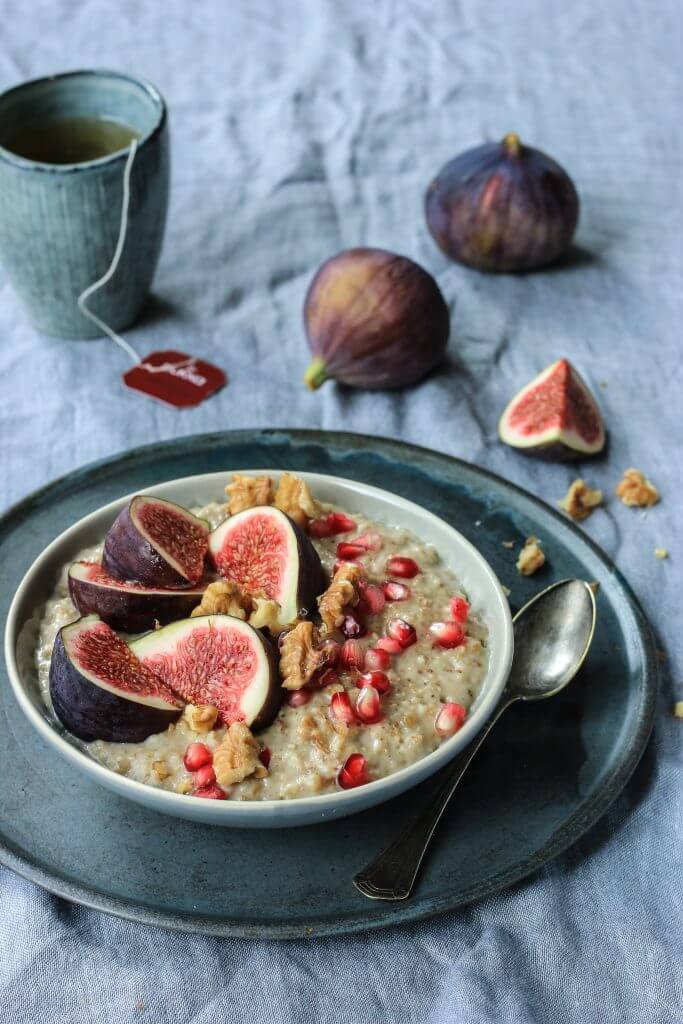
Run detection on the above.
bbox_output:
[279,621,329,690]
[318,562,362,632]
[225,473,274,515]
[214,723,267,787]
[273,472,321,528]
[191,580,252,619]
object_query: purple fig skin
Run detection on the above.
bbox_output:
[425,134,579,273]
[102,497,208,590]
[49,630,182,743]
[303,248,450,390]
[68,561,208,633]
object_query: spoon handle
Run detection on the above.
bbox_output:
[353,693,514,901]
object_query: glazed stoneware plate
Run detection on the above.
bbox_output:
[5,471,513,828]
[0,430,657,938]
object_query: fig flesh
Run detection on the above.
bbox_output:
[303,247,450,390]
[498,358,605,459]
[209,505,326,628]
[49,614,183,743]
[425,133,579,272]
[68,561,207,633]
[130,614,281,730]
[102,495,209,589]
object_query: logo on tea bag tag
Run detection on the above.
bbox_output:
[123,350,227,408]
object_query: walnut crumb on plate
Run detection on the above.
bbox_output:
[559,479,603,522]
[615,468,659,508]
[516,537,545,576]
[673,701,683,719]
[654,547,669,560]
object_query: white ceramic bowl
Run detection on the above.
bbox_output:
[5,471,513,828]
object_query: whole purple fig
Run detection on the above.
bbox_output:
[425,134,579,272]
[303,248,450,390]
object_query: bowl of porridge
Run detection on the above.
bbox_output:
[5,471,513,828]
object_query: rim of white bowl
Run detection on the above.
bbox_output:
[5,471,514,820]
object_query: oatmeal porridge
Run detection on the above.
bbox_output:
[36,474,489,802]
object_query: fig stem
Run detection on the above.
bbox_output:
[503,132,521,156]
[303,357,329,390]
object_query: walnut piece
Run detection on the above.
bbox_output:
[654,547,669,560]
[191,580,251,620]
[183,704,219,733]
[151,759,170,781]
[615,468,659,508]
[176,778,193,795]
[213,722,266,787]
[273,472,321,528]
[558,479,604,522]
[516,537,546,576]
[318,562,362,632]
[249,597,285,631]
[225,473,274,515]
[673,701,683,719]
[280,621,328,690]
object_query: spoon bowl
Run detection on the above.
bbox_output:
[508,579,596,701]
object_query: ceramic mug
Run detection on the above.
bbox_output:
[0,70,169,338]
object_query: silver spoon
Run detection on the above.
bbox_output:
[353,578,597,901]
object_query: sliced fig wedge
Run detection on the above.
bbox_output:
[208,506,326,628]
[130,614,281,730]
[498,358,606,459]
[68,561,208,633]
[102,496,209,589]
[49,615,183,743]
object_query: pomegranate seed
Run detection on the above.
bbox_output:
[365,646,391,671]
[387,618,417,648]
[330,691,358,725]
[328,512,357,534]
[183,742,213,772]
[383,580,411,602]
[355,685,382,724]
[259,746,271,769]
[337,541,366,560]
[386,556,420,579]
[309,512,357,537]
[435,702,467,737]
[449,596,470,622]
[358,670,391,695]
[286,688,311,707]
[429,621,466,649]
[308,517,335,538]
[376,636,402,655]
[314,667,340,689]
[194,764,216,788]
[339,639,366,670]
[359,581,386,615]
[337,753,370,789]
[341,611,366,638]
[192,783,227,800]
[318,638,341,666]
[353,531,383,552]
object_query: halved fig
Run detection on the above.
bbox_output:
[102,496,209,589]
[68,561,208,633]
[130,614,281,730]
[208,506,326,628]
[49,615,183,743]
[498,358,606,459]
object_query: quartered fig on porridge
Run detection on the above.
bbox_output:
[49,615,183,743]
[68,561,208,633]
[34,472,490,804]
[103,495,210,588]
[130,614,281,730]
[209,505,326,629]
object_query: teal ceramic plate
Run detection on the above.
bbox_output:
[0,430,657,938]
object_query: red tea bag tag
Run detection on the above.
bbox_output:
[123,350,227,408]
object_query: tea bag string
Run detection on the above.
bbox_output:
[77,139,141,364]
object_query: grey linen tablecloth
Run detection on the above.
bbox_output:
[0,1,681,1021]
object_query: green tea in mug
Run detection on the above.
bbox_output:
[2,116,139,164]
